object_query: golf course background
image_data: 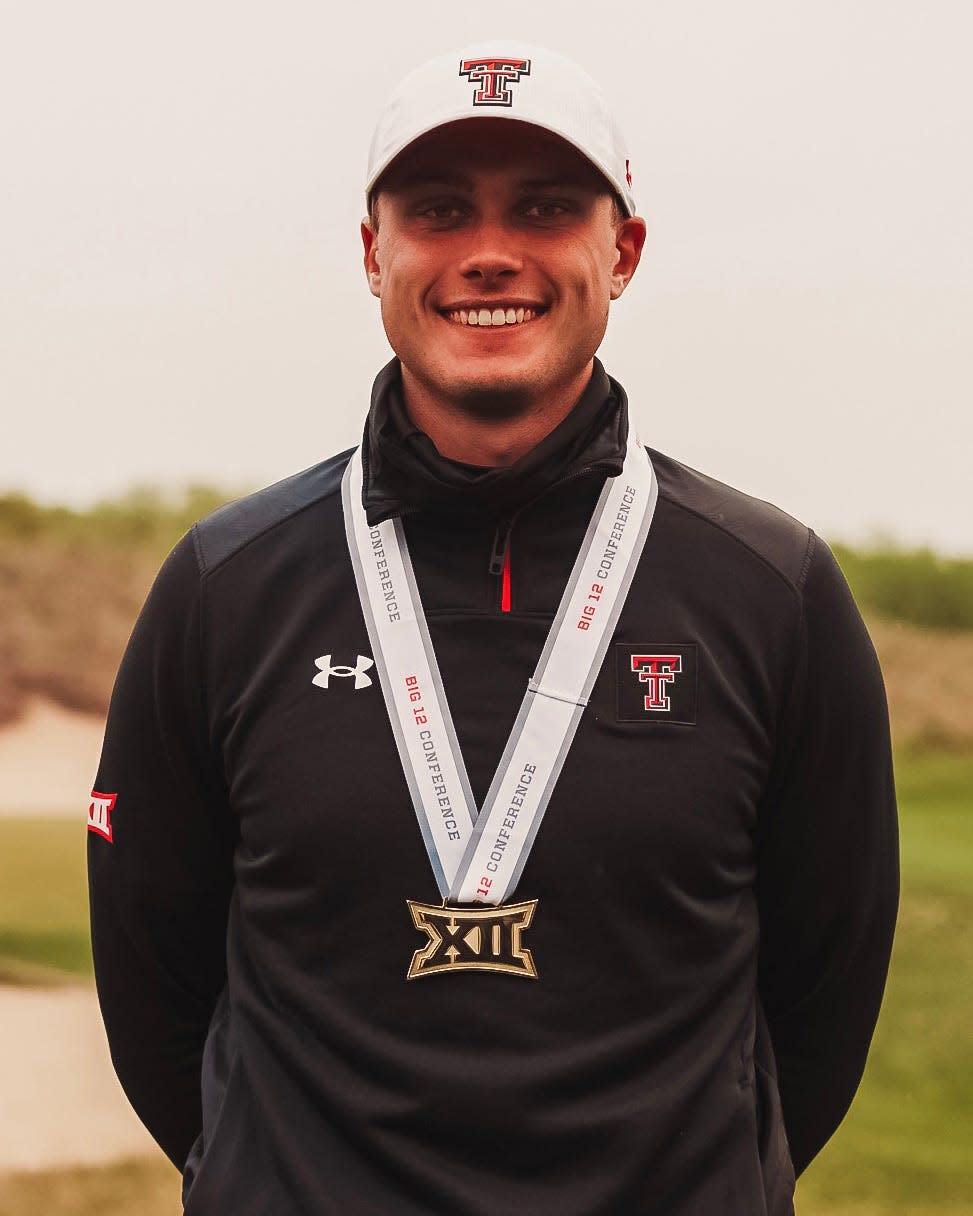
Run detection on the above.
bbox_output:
[1,491,970,1214]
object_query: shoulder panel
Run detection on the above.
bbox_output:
[193,447,355,575]
[648,447,814,591]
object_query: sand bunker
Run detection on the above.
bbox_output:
[0,985,158,1171]
[0,700,105,818]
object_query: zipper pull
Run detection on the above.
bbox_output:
[489,522,512,576]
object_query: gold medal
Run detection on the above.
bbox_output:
[406,899,538,980]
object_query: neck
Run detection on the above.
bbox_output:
[400,361,595,467]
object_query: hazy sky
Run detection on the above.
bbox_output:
[3,1,970,552]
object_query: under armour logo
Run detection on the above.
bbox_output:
[459,56,531,107]
[312,654,374,690]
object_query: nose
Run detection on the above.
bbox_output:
[457,221,523,283]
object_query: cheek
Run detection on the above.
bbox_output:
[378,259,426,330]
[557,240,617,311]
[376,238,428,304]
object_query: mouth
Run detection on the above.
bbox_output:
[439,304,547,328]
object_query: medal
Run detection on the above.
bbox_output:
[341,432,657,979]
[406,900,539,979]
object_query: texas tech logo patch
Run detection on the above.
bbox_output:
[616,644,698,725]
[459,57,531,106]
[87,790,117,841]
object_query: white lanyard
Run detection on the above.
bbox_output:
[341,432,657,906]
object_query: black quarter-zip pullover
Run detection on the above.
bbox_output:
[88,359,898,1215]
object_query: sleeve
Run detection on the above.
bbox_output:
[754,533,899,1176]
[87,530,236,1169]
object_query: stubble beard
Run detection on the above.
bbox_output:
[415,347,594,426]
[441,376,539,422]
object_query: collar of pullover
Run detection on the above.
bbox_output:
[361,357,629,526]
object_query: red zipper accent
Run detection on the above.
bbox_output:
[500,538,512,612]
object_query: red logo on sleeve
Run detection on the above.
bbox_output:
[87,791,117,842]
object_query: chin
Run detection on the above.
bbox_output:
[428,355,571,420]
[446,383,535,422]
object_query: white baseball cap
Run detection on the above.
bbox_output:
[365,42,637,217]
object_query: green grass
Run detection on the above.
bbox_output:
[0,818,92,981]
[0,1155,179,1216]
[796,749,973,1214]
[1,750,970,1213]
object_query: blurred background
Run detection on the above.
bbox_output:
[1,1,970,1212]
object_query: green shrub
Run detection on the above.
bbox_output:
[832,544,973,633]
[1,493,970,633]
[0,486,234,558]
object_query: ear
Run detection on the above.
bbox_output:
[609,215,647,300]
[361,219,382,298]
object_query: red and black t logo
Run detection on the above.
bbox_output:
[616,643,698,724]
[459,57,531,107]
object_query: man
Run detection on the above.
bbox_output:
[88,43,898,1215]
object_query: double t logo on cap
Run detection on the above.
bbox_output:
[459,57,531,107]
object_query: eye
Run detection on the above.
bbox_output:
[523,200,571,219]
[416,202,466,221]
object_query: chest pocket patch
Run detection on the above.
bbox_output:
[615,643,698,725]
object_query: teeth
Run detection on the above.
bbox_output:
[446,307,541,327]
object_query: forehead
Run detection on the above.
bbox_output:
[375,118,611,197]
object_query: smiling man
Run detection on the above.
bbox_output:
[88,43,899,1216]
[361,118,644,466]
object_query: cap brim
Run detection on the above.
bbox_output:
[366,113,635,218]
